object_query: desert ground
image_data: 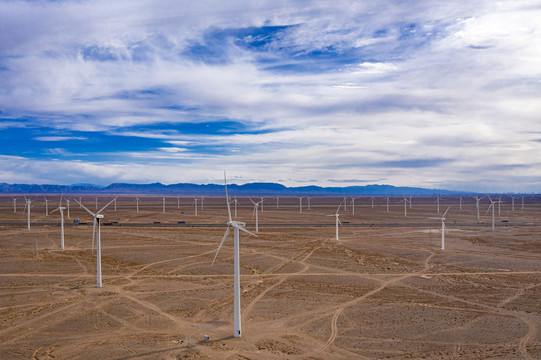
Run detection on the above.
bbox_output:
[1,194,540,359]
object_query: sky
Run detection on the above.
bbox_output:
[1,0,540,192]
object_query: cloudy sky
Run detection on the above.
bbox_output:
[1,1,540,192]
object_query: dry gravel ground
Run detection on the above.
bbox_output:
[0,195,540,359]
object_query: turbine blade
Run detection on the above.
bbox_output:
[74,198,96,217]
[442,206,451,218]
[59,193,63,208]
[212,226,231,265]
[224,172,232,222]
[50,207,59,214]
[92,217,96,254]
[233,223,258,237]
[97,197,117,214]
[485,204,493,215]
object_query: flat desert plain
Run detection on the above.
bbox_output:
[1,195,540,359]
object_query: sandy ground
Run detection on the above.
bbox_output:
[0,195,540,359]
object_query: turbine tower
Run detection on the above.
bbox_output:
[11,195,17,213]
[435,196,441,213]
[297,196,303,213]
[399,196,409,217]
[386,197,390,212]
[212,172,257,338]
[193,198,199,216]
[369,197,375,209]
[162,197,166,214]
[350,197,359,215]
[75,198,116,288]
[136,198,140,213]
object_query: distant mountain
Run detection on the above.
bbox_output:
[0,182,471,196]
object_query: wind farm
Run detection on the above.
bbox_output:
[1,190,540,359]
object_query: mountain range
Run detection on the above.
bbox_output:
[0,182,470,196]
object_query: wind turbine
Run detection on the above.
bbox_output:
[409,196,413,209]
[306,196,311,210]
[136,198,140,213]
[276,196,279,209]
[497,196,503,215]
[95,197,98,210]
[162,197,166,214]
[177,196,180,209]
[511,195,515,212]
[327,202,342,241]
[23,197,31,230]
[75,197,116,288]
[260,197,265,212]
[233,197,239,218]
[399,196,409,217]
[44,197,49,216]
[297,196,303,213]
[342,196,347,211]
[486,196,496,231]
[65,198,70,219]
[10,195,17,213]
[193,198,199,216]
[114,197,117,211]
[386,197,390,212]
[430,206,451,250]
[350,197,359,215]
[369,197,375,209]
[434,196,441,213]
[473,195,485,222]
[459,196,463,211]
[250,198,261,233]
[50,196,66,250]
[212,172,257,338]
[521,195,524,210]
[200,197,205,210]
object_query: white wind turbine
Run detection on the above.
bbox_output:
[260,197,265,212]
[306,196,311,210]
[350,197,359,215]
[114,197,117,211]
[50,196,66,250]
[497,196,503,215]
[44,197,49,216]
[193,198,199,216]
[75,197,116,288]
[162,197,166,213]
[23,197,32,230]
[386,197,391,212]
[177,196,180,209]
[233,197,239,218]
[369,196,375,209]
[459,196,463,211]
[327,202,342,241]
[65,198,70,219]
[434,196,441,213]
[200,197,205,210]
[486,196,496,231]
[409,196,413,209]
[521,195,525,210]
[250,198,261,233]
[473,195,485,222]
[342,196,348,211]
[10,195,17,213]
[297,196,303,213]
[430,206,451,251]
[511,195,515,212]
[95,197,98,210]
[212,172,257,338]
[136,198,140,213]
[399,196,409,217]
[276,196,279,209]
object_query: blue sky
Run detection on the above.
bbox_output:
[1,0,540,192]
